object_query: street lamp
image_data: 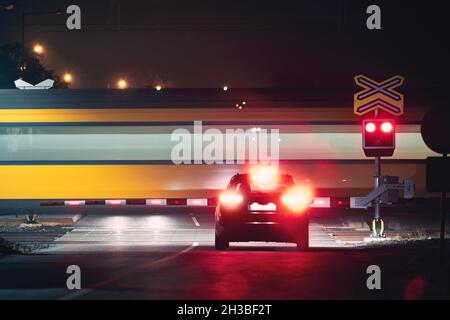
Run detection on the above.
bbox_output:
[117,79,128,89]
[16,8,63,76]
[33,44,44,55]
[63,73,73,84]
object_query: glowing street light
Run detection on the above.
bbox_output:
[63,73,73,83]
[155,85,162,91]
[33,44,44,55]
[223,86,228,91]
[117,79,128,89]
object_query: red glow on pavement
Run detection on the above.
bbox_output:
[403,276,428,300]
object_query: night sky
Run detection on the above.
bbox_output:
[1,0,449,89]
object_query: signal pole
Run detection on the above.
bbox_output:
[372,109,383,237]
[372,156,384,237]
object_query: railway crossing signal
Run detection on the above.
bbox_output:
[362,119,396,157]
[354,75,405,239]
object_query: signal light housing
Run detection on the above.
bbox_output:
[362,119,396,157]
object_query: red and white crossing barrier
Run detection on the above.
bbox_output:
[41,197,354,208]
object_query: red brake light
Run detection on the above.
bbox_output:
[219,192,243,207]
[365,122,376,133]
[381,121,393,133]
[281,186,313,213]
[249,166,279,190]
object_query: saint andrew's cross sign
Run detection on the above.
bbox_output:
[354,75,405,116]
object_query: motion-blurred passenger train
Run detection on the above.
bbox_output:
[0,88,436,205]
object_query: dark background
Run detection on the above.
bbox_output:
[0,0,449,90]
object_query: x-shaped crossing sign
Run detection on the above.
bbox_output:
[354,75,404,116]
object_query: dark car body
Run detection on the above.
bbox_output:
[215,173,310,250]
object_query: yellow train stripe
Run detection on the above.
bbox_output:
[0,107,410,123]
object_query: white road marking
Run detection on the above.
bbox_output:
[191,216,200,227]
[43,216,348,253]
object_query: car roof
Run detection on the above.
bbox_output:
[230,173,294,183]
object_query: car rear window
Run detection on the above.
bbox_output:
[229,174,294,192]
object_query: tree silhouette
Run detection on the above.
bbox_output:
[0,42,67,89]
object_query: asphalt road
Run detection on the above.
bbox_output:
[43,211,341,251]
[0,211,449,299]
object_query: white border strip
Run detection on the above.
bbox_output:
[64,200,86,206]
[310,197,331,208]
[105,199,126,206]
[146,199,167,206]
[187,198,208,206]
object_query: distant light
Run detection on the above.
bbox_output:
[117,79,128,89]
[252,127,261,132]
[342,179,348,182]
[33,44,44,55]
[238,106,243,110]
[155,85,162,91]
[223,86,228,91]
[63,73,73,83]
[242,101,246,105]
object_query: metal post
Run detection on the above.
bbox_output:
[440,153,447,263]
[372,156,384,237]
[374,156,381,219]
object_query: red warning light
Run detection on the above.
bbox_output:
[381,121,393,133]
[365,122,376,133]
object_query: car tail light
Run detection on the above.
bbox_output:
[219,192,243,207]
[281,186,313,213]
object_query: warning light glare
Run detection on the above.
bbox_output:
[365,122,376,133]
[381,122,393,133]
